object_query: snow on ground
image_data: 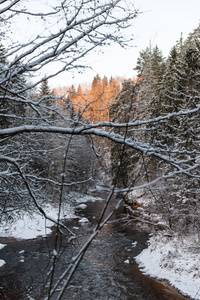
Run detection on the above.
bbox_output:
[0,202,75,240]
[0,244,5,250]
[0,244,6,267]
[127,188,155,207]
[79,217,89,223]
[136,234,200,300]
[0,211,51,239]
[0,259,5,267]
[69,191,104,203]
[76,203,87,209]
[0,191,104,240]
[130,189,200,300]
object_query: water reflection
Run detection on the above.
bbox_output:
[0,195,192,300]
[69,199,192,300]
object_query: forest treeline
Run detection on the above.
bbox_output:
[0,0,200,296]
[110,24,200,234]
[53,75,132,122]
[1,17,200,235]
[52,23,200,234]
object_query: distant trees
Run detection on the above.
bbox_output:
[53,75,123,122]
[39,77,51,97]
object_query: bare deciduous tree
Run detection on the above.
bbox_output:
[0,1,140,298]
[0,1,200,299]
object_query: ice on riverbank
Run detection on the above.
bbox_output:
[0,244,5,250]
[76,203,87,209]
[136,233,200,300]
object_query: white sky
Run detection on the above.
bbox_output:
[7,0,199,88]
[49,0,200,88]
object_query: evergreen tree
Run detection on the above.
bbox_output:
[0,41,6,64]
[134,44,166,174]
[152,44,186,147]
[90,74,102,122]
[155,30,200,150]
[39,76,53,107]
[134,46,151,78]
[134,44,165,122]
[68,85,76,102]
[110,79,139,188]
[108,76,121,105]
[91,73,101,90]
[102,76,108,90]
[176,25,200,164]
[142,28,200,232]
[39,77,51,96]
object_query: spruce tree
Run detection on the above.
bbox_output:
[134,44,165,122]
[157,30,200,151]
[110,79,139,188]
[145,28,200,232]
[39,77,51,96]
[39,76,53,107]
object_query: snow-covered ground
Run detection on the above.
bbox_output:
[3,187,199,300]
[0,191,105,271]
[0,202,75,240]
[128,189,200,300]
[0,243,6,267]
[0,192,103,240]
[136,234,200,300]
[68,191,104,203]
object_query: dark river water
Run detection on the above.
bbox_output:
[0,191,192,300]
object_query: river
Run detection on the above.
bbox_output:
[0,190,192,299]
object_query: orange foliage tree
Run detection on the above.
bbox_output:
[53,75,138,123]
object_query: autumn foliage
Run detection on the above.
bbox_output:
[54,75,126,122]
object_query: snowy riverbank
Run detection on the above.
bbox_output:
[1,188,199,299]
[128,189,200,300]
[136,233,200,300]
[0,192,104,270]
[0,202,75,240]
[0,192,103,240]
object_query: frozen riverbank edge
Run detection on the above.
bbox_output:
[127,189,200,300]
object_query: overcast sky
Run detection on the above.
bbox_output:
[48,0,200,87]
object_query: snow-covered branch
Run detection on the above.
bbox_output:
[0,155,75,237]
